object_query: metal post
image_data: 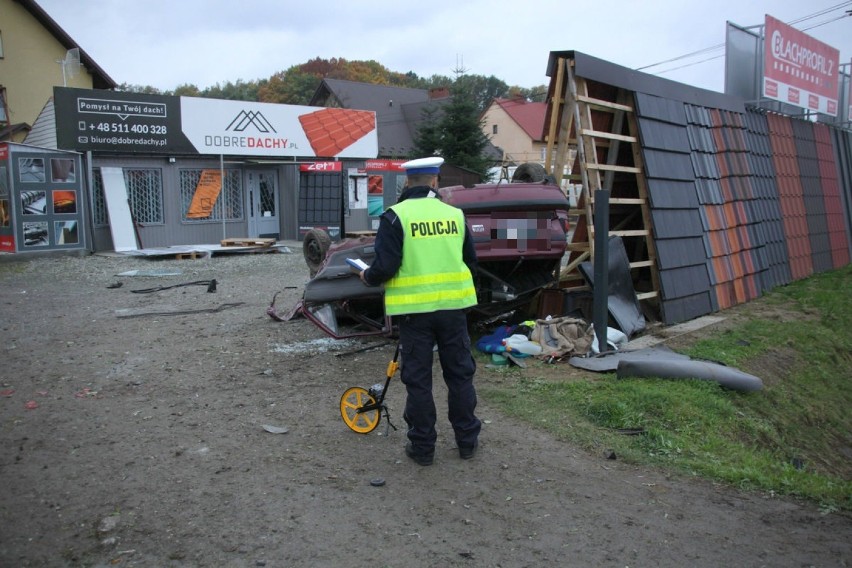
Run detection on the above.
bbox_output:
[220,154,226,240]
[593,189,610,354]
[84,151,94,252]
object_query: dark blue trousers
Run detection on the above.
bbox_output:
[398,310,481,453]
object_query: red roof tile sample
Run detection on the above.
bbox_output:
[298,108,375,157]
[701,108,761,310]
[767,113,813,281]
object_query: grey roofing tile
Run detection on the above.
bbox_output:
[645,179,699,208]
[642,149,695,180]
[651,209,704,239]
[634,93,687,125]
[637,118,691,151]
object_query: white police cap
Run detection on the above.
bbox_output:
[401,156,444,175]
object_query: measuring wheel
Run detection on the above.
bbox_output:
[340,387,381,433]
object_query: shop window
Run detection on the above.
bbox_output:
[179,168,243,222]
[91,167,164,226]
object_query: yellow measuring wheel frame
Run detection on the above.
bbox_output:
[340,345,400,434]
[340,387,380,433]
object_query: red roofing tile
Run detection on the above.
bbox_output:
[298,108,376,157]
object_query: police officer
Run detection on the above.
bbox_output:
[360,157,481,466]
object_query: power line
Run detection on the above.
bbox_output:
[637,2,852,73]
[787,1,851,24]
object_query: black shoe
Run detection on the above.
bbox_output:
[458,442,478,460]
[405,442,434,466]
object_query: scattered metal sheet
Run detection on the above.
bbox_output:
[569,345,690,373]
[579,236,646,337]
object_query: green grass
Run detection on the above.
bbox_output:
[478,265,852,512]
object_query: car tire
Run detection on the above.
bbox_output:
[303,228,331,278]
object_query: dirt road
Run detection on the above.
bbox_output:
[1,249,849,567]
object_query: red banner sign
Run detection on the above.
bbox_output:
[0,235,14,252]
[365,159,406,171]
[763,14,840,116]
[0,143,8,161]
[299,161,342,172]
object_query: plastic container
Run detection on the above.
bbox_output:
[502,334,543,355]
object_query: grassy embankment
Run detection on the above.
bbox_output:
[479,265,852,512]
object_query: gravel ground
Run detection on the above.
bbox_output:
[0,246,850,567]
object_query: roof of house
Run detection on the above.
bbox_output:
[490,98,547,141]
[309,78,502,161]
[17,0,118,89]
[310,78,446,157]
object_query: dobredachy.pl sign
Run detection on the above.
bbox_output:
[54,87,378,158]
[763,14,840,116]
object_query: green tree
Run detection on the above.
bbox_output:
[115,83,162,94]
[410,106,444,158]
[257,68,320,105]
[171,83,201,97]
[453,74,509,112]
[200,79,260,101]
[412,81,494,180]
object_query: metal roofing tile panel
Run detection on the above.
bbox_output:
[645,179,699,208]
[634,93,687,124]
[637,118,691,151]
[659,264,711,299]
[660,292,714,325]
[651,209,703,239]
[655,237,707,270]
[642,149,695,181]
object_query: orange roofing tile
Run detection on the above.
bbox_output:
[298,108,376,157]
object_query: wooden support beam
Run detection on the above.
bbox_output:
[636,291,659,301]
[586,163,642,174]
[565,241,590,251]
[575,95,633,112]
[598,197,646,205]
[580,129,637,143]
[560,250,590,278]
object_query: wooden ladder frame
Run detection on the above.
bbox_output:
[544,56,660,305]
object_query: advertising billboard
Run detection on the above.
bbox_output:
[54,87,378,158]
[763,15,840,116]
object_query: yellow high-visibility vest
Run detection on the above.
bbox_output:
[385,198,477,315]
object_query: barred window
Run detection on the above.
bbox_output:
[92,169,106,225]
[92,167,164,226]
[179,169,243,222]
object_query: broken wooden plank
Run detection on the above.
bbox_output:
[220,238,275,247]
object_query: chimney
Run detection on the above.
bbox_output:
[429,87,450,100]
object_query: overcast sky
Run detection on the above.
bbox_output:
[36,0,852,95]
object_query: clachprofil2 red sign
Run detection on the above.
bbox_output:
[763,14,840,116]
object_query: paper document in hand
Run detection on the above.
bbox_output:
[346,258,369,272]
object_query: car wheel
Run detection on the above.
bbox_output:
[303,228,331,278]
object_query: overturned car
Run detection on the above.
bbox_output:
[279,166,572,339]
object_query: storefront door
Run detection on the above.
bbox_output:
[246,170,279,238]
